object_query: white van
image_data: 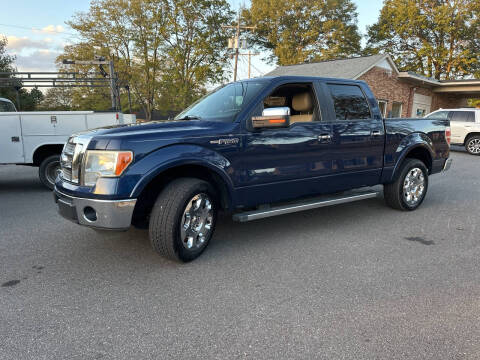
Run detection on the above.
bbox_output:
[426,108,480,155]
[0,110,136,189]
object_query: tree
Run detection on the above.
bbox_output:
[65,0,233,120]
[38,87,74,111]
[366,0,480,80]
[0,37,20,103]
[243,0,362,66]
[0,37,45,110]
[19,88,44,111]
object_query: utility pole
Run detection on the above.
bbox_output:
[237,51,260,79]
[223,9,256,82]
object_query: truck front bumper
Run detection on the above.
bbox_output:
[53,189,137,230]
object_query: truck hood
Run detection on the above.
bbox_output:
[79,118,239,152]
[82,119,237,139]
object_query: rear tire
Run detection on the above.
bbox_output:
[465,136,480,155]
[384,159,429,211]
[149,178,218,262]
[39,155,61,190]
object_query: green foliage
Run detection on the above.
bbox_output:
[243,0,362,66]
[64,0,233,120]
[38,87,74,111]
[0,37,45,110]
[0,36,20,103]
[366,0,480,80]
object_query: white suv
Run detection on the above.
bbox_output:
[426,108,480,155]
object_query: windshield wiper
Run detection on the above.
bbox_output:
[176,115,202,121]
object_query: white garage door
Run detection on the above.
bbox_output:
[412,93,432,118]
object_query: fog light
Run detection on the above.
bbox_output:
[83,206,97,222]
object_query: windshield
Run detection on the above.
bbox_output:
[0,100,16,112]
[175,81,266,122]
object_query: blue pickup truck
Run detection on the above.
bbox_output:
[54,76,451,262]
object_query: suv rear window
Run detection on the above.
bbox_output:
[327,84,371,120]
[450,111,475,122]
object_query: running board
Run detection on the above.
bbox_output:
[232,190,379,222]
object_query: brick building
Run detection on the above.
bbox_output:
[267,54,480,117]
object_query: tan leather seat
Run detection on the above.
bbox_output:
[290,92,313,124]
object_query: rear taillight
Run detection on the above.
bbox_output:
[445,127,451,146]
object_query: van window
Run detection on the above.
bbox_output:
[0,100,16,112]
[327,84,371,120]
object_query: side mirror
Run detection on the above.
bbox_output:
[252,107,291,129]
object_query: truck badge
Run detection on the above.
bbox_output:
[210,138,240,145]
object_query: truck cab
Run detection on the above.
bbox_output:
[54,76,451,262]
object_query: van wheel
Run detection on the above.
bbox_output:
[39,155,61,190]
[384,159,429,211]
[149,178,217,262]
[465,136,480,155]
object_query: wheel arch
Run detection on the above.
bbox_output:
[391,143,433,182]
[464,132,480,145]
[32,143,64,166]
[130,162,234,227]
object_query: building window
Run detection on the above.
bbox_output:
[377,100,387,117]
[391,102,403,118]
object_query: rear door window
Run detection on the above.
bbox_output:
[327,84,371,120]
[450,111,475,122]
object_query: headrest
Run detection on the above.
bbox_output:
[292,92,313,112]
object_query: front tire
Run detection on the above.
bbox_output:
[149,178,218,262]
[384,159,429,211]
[39,155,61,190]
[465,136,480,155]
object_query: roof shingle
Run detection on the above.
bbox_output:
[266,54,388,79]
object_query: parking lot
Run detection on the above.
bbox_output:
[0,147,479,359]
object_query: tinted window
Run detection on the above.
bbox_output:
[450,111,475,122]
[327,84,371,120]
[426,111,449,120]
[175,81,265,122]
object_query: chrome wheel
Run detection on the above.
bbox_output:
[45,161,61,186]
[180,193,214,251]
[467,138,480,154]
[403,168,425,206]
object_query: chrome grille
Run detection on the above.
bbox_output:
[60,137,85,184]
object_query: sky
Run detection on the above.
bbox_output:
[0,0,384,79]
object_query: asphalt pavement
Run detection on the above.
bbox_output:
[1,147,480,359]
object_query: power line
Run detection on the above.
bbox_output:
[0,23,75,36]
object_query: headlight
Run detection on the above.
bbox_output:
[83,150,133,186]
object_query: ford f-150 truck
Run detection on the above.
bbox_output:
[54,76,452,262]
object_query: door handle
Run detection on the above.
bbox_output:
[371,130,382,136]
[318,134,332,142]
[11,136,20,142]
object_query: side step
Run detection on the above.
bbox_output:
[232,190,379,222]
